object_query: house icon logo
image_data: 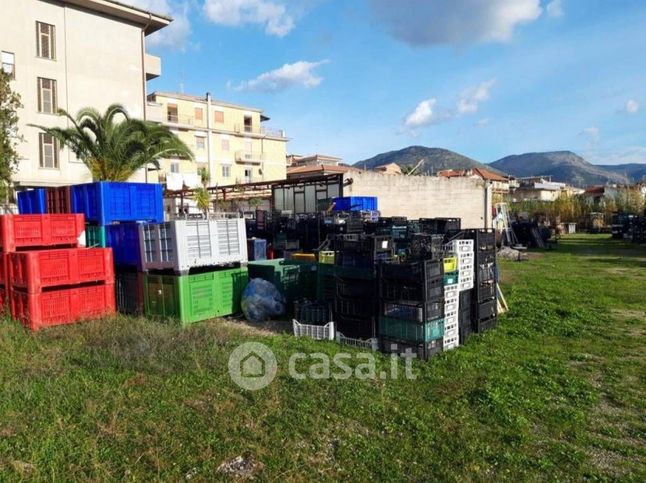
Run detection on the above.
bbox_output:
[228,342,277,391]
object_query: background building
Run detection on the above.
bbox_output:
[146,92,289,188]
[0,0,169,188]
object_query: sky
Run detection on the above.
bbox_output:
[132,0,646,165]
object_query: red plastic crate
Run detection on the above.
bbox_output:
[0,214,85,252]
[0,253,8,286]
[8,248,114,293]
[10,283,115,331]
[0,287,6,313]
[46,186,72,214]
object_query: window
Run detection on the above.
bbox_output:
[195,136,205,150]
[214,110,224,123]
[244,115,253,133]
[194,107,203,121]
[1,52,15,78]
[167,103,178,123]
[36,22,56,60]
[244,168,252,183]
[170,162,179,173]
[39,133,58,168]
[222,165,231,178]
[221,137,230,151]
[37,77,57,113]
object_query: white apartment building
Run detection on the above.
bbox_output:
[0,0,170,188]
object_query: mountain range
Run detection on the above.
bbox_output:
[355,146,645,186]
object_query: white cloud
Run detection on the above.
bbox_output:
[546,0,564,18]
[457,79,496,114]
[129,0,192,50]
[580,126,601,149]
[370,0,542,46]
[230,60,329,92]
[203,0,294,37]
[404,99,437,129]
[475,118,491,128]
[626,99,640,114]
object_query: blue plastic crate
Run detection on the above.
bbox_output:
[105,222,144,269]
[17,189,48,214]
[333,196,377,212]
[71,182,163,225]
[247,238,267,261]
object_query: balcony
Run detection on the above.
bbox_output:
[235,151,265,164]
[165,114,206,128]
[145,53,161,80]
[234,124,287,138]
[146,101,164,123]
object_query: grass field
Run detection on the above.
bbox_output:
[0,234,644,480]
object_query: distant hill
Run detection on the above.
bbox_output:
[597,163,646,183]
[490,151,630,186]
[354,146,494,175]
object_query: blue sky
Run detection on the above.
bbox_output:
[134,0,646,165]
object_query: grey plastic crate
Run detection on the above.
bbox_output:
[139,218,248,273]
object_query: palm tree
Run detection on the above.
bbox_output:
[30,104,193,181]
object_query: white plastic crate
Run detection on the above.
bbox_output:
[139,218,248,273]
[458,254,474,267]
[443,337,459,351]
[336,332,378,350]
[445,297,459,314]
[444,316,458,333]
[444,284,458,301]
[459,279,474,291]
[293,320,335,341]
[445,239,474,254]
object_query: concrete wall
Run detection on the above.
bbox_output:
[0,0,151,187]
[343,172,492,228]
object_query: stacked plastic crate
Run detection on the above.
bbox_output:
[332,234,393,340]
[444,239,475,348]
[378,259,445,360]
[469,229,498,333]
[0,214,115,330]
[139,218,250,326]
[16,189,48,214]
[441,256,460,351]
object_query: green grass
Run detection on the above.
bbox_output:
[1,234,645,480]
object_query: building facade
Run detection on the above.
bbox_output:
[146,92,289,188]
[0,0,169,189]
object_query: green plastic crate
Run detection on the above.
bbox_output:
[443,271,459,286]
[378,316,444,343]
[144,267,248,326]
[248,259,316,302]
[85,224,107,247]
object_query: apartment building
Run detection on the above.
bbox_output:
[0,0,170,188]
[146,92,289,187]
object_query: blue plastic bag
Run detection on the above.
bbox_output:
[241,278,286,322]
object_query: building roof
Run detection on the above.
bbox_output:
[584,186,606,195]
[63,0,171,34]
[438,168,508,182]
[149,91,265,114]
[287,164,360,176]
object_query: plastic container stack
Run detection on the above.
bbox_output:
[0,214,115,330]
[16,189,48,214]
[247,259,316,306]
[378,259,445,360]
[467,229,498,333]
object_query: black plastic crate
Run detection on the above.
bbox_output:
[379,336,443,361]
[336,314,375,339]
[115,269,144,315]
[335,295,375,318]
[380,259,443,282]
[336,276,375,299]
[477,263,496,283]
[380,276,444,302]
[382,299,444,323]
[476,281,496,303]
[336,250,392,269]
[474,315,497,333]
[475,249,496,265]
[459,324,472,345]
[295,301,331,325]
[419,218,461,234]
[409,234,444,260]
[459,289,472,308]
[472,298,497,321]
